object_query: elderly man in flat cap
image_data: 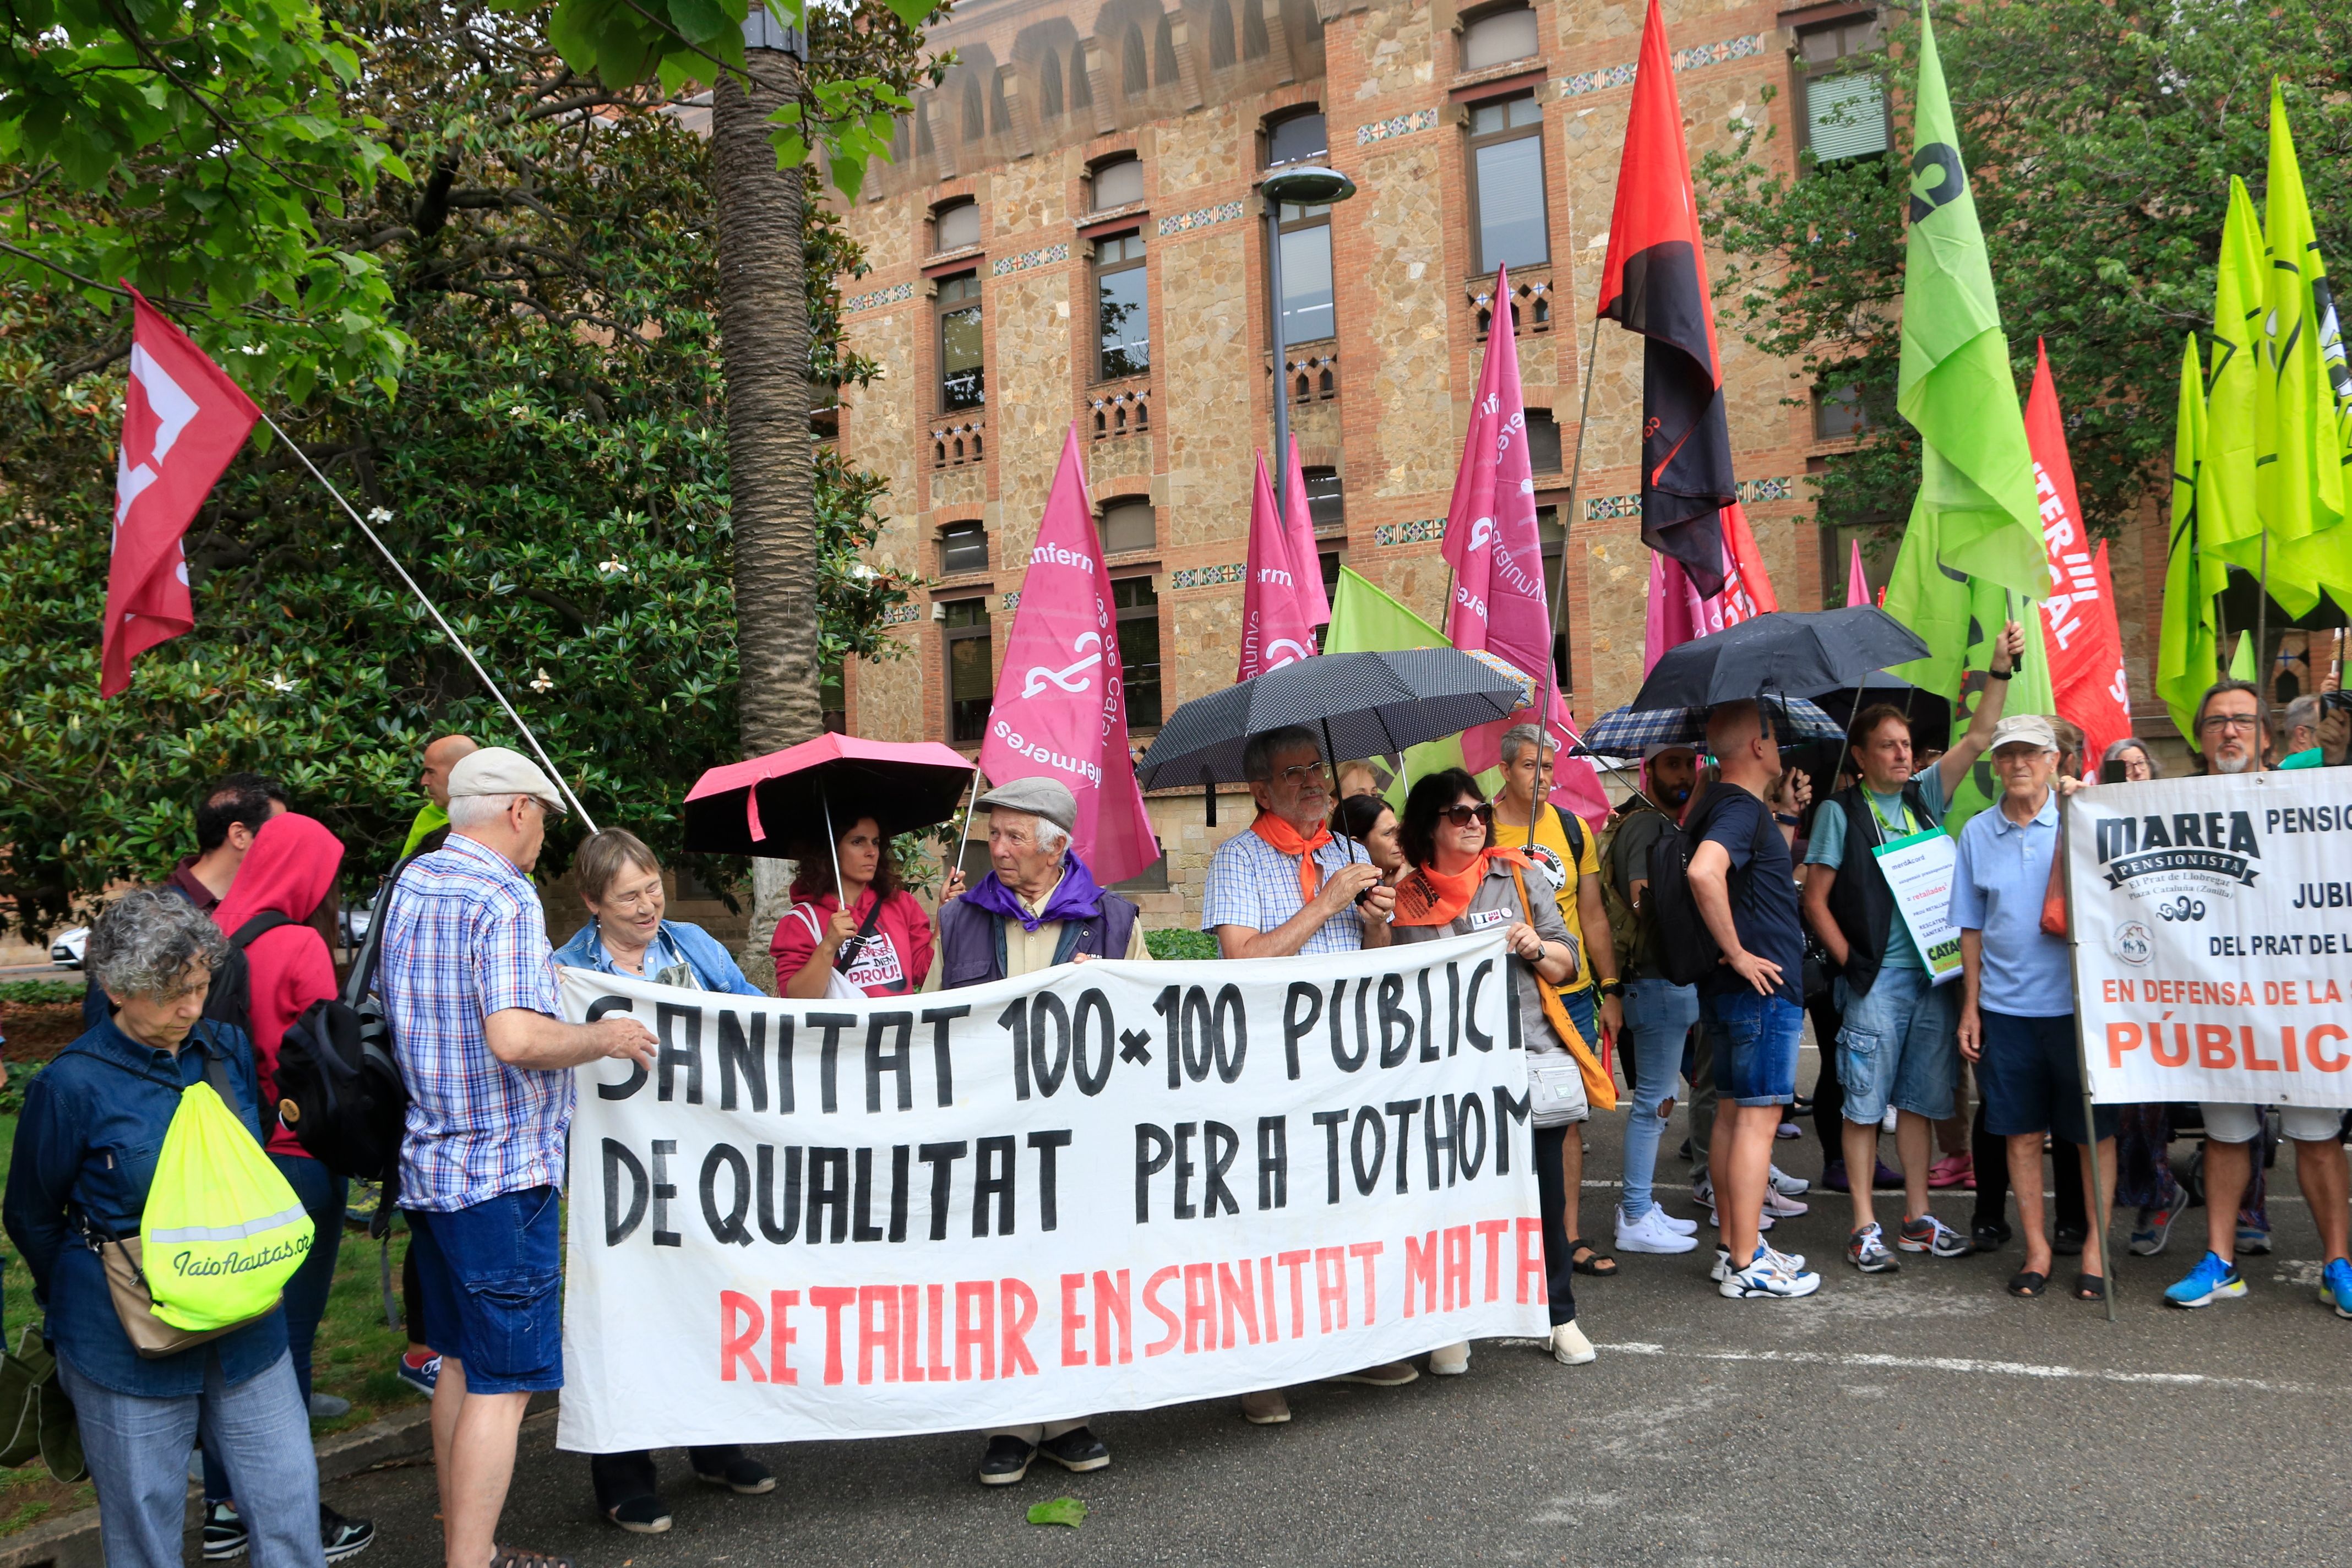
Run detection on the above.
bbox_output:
[930,775,1145,1484]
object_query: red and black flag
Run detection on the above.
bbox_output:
[1596,0,1733,597]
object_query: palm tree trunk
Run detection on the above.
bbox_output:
[712,30,818,985]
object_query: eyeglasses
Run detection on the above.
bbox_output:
[1276,762,1331,788]
[2199,714,2261,733]
[1438,803,1495,827]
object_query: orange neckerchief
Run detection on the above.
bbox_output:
[1393,847,1531,927]
[1250,810,1333,903]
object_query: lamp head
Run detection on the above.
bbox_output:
[1261,165,1355,206]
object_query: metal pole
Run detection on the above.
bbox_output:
[946,764,983,891]
[260,412,597,831]
[2059,788,2119,1322]
[1528,310,1609,850]
[1267,199,1292,527]
[2254,531,2271,702]
[822,789,844,902]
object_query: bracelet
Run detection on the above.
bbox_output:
[1988,668,2014,681]
[1598,980,1625,999]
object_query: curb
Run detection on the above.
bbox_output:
[0,1393,557,1568]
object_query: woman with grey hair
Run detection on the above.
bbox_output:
[2099,738,2158,781]
[3,890,329,1568]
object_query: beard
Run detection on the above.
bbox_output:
[2212,752,2257,775]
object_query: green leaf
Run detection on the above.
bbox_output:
[1026,1498,1086,1529]
[881,0,941,30]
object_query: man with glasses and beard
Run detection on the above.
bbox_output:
[2164,682,2352,1317]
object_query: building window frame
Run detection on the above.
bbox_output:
[1264,106,1329,168]
[943,598,994,744]
[1090,152,1146,211]
[1093,231,1150,382]
[931,197,980,255]
[935,271,984,413]
[1794,12,1890,166]
[1099,495,1157,557]
[938,518,989,576]
[1526,408,1562,475]
[1111,573,1163,730]
[1458,1,1539,73]
[1273,197,1336,345]
[1465,91,1549,275]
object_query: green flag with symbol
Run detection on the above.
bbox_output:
[2255,82,2347,617]
[2160,335,2227,736]
[2204,176,2266,573]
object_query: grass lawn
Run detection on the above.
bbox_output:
[0,1102,427,1537]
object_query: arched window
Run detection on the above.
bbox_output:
[1265,107,1327,166]
[1070,43,1094,108]
[1243,0,1269,60]
[1123,24,1148,95]
[961,77,986,141]
[989,73,1010,132]
[1210,0,1236,67]
[1155,14,1180,84]
[1039,51,1064,118]
[1461,3,1538,71]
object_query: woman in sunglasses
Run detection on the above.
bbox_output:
[1388,769,1596,1373]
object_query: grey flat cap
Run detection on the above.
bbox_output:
[975,776,1078,834]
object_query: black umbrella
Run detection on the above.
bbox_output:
[1629,607,1930,710]
[1136,649,1528,791]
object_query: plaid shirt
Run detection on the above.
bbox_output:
[377,832,569,1211]
[1199,828,1365,954]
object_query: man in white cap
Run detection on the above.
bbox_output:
[932,775,1141,1485]
[374,747,657,1568]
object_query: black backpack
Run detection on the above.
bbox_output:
[271,854,418,1197]
[1645,788,1774,988]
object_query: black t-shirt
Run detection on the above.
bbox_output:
[1695,789,1804,1008]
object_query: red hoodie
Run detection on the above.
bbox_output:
[213,812,345,1157]
[771,888,934,997]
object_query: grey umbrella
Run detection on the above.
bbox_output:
[1629,607,1931,710]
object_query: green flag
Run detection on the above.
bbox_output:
[1894,6,2044,601]
[1325,567,1473,801]
[2160,335,2227,736]
[2204,176,2266,573]
[2256,81,2346,617]
[1940,581,2058,836]
[2228,630,2256,681]
[1882,493,1972,698]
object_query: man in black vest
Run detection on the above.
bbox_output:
[1800,620,2022,1275]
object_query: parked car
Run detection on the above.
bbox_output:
[50,925,88,969]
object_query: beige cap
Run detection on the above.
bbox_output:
[976,776,1077,834]
[1988,714,2059,754]
[447,746,568,815]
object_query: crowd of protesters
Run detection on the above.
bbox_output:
[7,657,2350,1567]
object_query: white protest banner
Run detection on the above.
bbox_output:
[2067,771,2352,1106]
[554,933,1548,1451]
[1872,827,1963,982]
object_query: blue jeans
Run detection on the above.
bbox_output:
[1700,990,1803,1107]
[1833,967,1958,1124]
[61,1350,320,1568]
[407,1185,564,1395]
[206,1152,344,1505]
[1619,978,1698,1220]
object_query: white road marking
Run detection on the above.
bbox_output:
[1597,1341,2336,1395]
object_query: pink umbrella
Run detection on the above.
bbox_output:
[682,736,980,886]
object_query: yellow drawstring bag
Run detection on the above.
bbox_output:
[138,1076,314,1331]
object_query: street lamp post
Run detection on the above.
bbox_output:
[1260,165,1355,526]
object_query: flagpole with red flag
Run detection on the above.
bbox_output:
[2023,341,2132,760]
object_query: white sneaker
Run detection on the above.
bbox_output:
[1767,1164,1811,1197]
[1428,1342,1471,1375]
[1550,1321,1596,1365]
[1712,1244,1807,1282]
[1762,1186,1810,1218]
[1657,1208,1700,1234]
[1691,1175,1714,1209]
[1881,1108,1899,1133]
[1719,1248,1823,1299]
[1616,1204,1699,1254]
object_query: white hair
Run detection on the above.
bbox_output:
[447,792,524,830]
[90,888,228,998]
[990,807,1070,858]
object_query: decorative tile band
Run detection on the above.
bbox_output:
[1355,107,1440,146]
[1585,492,1643,521]
[1169,563,1245,591]
[1157,200,1244,236]
[1582,476,1795,521]
[1375,518,1447,547]
[1560,32,1768,99]
[1739,475,1795,505]
[842,280,915,314]
[992,242,1068,277]
[881,602,924,626]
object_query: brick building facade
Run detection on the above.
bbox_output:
[829,0,2179,926]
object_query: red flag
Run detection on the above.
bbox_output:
[979,427,1161,884]
[1717,500,1777,624]
[100,290,260,696]
[1280,436,1331,628]
[2022,342,2131,760]
[1596,0,1733,595]
[1642,502,1775,673]
[1237,451,1322,682]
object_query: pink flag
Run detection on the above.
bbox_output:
[1643,503,1777,673]
[1717,500,1777,624]
[2023,344,2132,761]
[1237,450,1322,683]
[1442,265,1550,689]
[1845,538,1869,608]
[1281,437,1331,628]
[979,427,1161,884]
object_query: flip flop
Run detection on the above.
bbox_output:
[2007,1270,2049,1298]
[1567,1240,1619,1277]
[2072,1273,2107,1302]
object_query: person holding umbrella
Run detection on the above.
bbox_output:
[930,776,1139,1483]
[772,813,944,999]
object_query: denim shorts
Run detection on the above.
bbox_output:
[1834,967,1958,1124]
[1976,1011,2117,1144]
[1700,991,1803,1107]
[406,1185,563,1395]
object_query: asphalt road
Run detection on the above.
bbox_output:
[322,1044,2351,1567]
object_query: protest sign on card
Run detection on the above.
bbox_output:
[2067,772,2352,1107]
[554,933,1549,1451]
[1872,827,1963,982]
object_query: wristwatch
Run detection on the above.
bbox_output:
[1988,668,2014,681]
[1598,980,1626,999]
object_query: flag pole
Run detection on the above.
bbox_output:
[1529,308,1608,850]
[258,413,598,831]
[2254,532,2270,701]
[946,764,983,891]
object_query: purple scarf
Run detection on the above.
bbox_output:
[960,853,1104,933]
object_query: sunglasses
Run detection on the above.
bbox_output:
[1439,803,1495,827]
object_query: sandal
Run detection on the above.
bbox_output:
[2072,1273,2107,1302]
[1567,1240,1619,1277]
[2006,1270,2049,1298]
[492,1550,577,1568]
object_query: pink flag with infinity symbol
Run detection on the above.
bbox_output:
[1281,435,1331,627]
[1238,450,1323,683]
[979,426,1161,884]
[1441,264,1551,695]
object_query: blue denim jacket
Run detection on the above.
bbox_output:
[550,918,763,996]
[2,1017,290,1396]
